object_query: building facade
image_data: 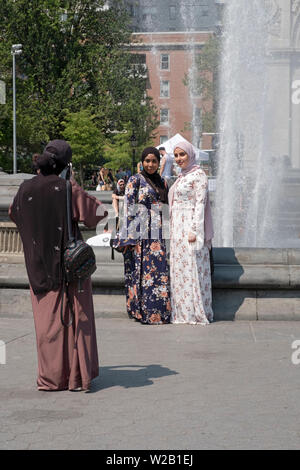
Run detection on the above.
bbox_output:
[264,0,300,169]
[130,31,213,150]
[125,1,222,155]
[127,0,219,33]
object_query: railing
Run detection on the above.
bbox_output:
[0,222,23,254]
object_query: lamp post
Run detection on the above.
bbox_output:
[130,133,137,175]
[11,44,22,174]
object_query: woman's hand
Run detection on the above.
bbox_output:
[188,232,197,243]
[123,245,135,254]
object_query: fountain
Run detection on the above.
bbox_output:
[215,0,300,248]
[1,0,300,321]
[179,2,203,148]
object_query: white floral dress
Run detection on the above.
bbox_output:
[170,168,213,325]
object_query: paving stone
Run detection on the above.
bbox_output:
[1,318,300,450]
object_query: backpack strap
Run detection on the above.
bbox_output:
[66,179,75,242]
[60,278,75,327]
[60,173,76,327]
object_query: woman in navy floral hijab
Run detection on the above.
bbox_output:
[112,147,171,324]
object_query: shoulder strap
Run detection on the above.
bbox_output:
[60,278,74,327]
[66,180,75,242]
[134,174,141,204]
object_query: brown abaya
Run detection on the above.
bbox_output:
[9,179,107,391]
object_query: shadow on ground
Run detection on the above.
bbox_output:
[90,364,178,392]
[212,247,245,321]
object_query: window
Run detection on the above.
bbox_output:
[60,12,68,22]
[160,136,168,145]
[130,54,147,77]
[128,4,136,17]
[160,54,170,71]
[160,109,169,125]
[169,5,176,20]
[130,54,146,66]
[160,80,170,98]
[142,6,158,21]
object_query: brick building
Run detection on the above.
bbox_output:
[124,0,223,155]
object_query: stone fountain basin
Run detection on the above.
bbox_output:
[1,172,299,320]
[0,247,300,322]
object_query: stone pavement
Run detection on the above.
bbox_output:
[1,317,300,450]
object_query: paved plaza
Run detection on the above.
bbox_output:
[1,316,300,450]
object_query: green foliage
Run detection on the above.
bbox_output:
[194,36,220,102]
[184,35,220,133]
[103,133,133,171]
[62,109,104,184]
[0,0,158,173]
[103,123,154,172]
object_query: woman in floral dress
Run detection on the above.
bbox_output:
[168,141,214,325]
[113,147,171,325]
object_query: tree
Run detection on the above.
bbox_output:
[61,109,104,186]
[103,132,134,171]
[103,122,155,172]
[184,35,220,133]
[0,0,158,172]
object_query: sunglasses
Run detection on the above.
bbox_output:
[174,152,186,158]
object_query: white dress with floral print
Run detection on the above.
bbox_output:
[170,168,213,325]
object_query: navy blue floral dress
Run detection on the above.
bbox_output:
[114,174,171,324]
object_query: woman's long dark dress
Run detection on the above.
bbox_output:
[115,174,171,324]
[9,176,107,390]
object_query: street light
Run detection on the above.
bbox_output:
[11,44,22,174]
[130,133,137,175]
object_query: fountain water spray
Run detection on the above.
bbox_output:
[215,0,286,247]
[179,2,202,147]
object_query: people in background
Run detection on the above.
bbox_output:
[125,168,131,182]
[91,171,98,188]
[107,168,115,188]
[97,167,113,191]
[112,178,126,220]
[32,153,41,174]
[115,167,126,181]
[137,161,143,174]
[159,147,175,182]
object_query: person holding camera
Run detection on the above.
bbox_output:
[9,140,108,392]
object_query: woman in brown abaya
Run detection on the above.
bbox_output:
[9,140,108,392]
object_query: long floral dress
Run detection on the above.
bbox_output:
[170,168,213,325]
[115,174,171,324]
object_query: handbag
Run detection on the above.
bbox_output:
[60,178,97,327]
[110,217,127,259]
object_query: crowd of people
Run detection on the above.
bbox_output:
[9,139,213,392]
[90,167,132,191]
[90,146,178,193]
